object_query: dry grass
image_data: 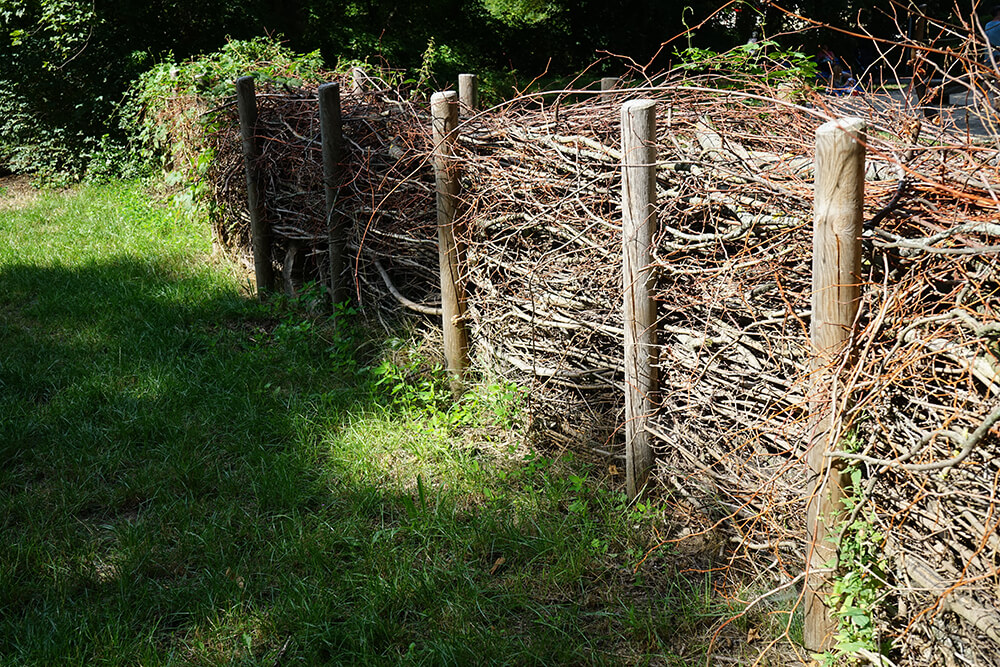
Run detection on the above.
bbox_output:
[0,175,43,210]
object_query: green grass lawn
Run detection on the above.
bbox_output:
[0,181,775,665]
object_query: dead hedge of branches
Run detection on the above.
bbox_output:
[198,65,1000,664]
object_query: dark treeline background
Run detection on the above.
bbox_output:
[0,0,974,178]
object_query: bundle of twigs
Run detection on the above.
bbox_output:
[204,65,1000,664]
[207,74,440,306]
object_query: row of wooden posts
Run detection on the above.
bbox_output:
[619,108,868,653]
[235,73,866,652]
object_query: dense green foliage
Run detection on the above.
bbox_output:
[0,0,267,179]
[120,38,330,179]
[3,0,952,180]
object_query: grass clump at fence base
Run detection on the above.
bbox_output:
[0,180,793,664]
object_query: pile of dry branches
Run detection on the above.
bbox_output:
[206,72,440,306]
[204,64,1000,664]
[455,78,1000,663]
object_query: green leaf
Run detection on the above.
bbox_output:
[835,640,871,653]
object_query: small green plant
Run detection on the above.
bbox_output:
[371,341,451,415]
[817,434,891,665]
[255,283,367,378]
[455,378,525,429]
[368,335,526,432]
[403,37,465,100]
[674,39,818,87]
[408,38,439,98]
[325,301,364,375]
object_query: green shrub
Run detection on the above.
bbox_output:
[119,37,331,181]
[0,0,142,181]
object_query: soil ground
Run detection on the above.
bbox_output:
[0,175,41,211]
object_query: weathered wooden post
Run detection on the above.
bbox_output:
[351,67,366,93]
[601,77,617,98]
[318,82,348,309]
[235,76,274,296]
[458,73,479,111]
[804,117,866,651]
[621,99,658,500]
[431,91,470,397]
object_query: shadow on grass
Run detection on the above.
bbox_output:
[0,257,725,665]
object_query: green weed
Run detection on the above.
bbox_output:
[816,434,892,665]
[675,39,818,88]
[369,336,525,433]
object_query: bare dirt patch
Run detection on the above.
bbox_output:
[0,175,40,211]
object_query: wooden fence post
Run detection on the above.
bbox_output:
[235,76,274,296]
[804,117,866,651]
[621,99,658,501]
[601,77,617,98]
[351,67,366,93]
[431,91,470,397]
[318,82,348,310]
[458,73,479,112]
